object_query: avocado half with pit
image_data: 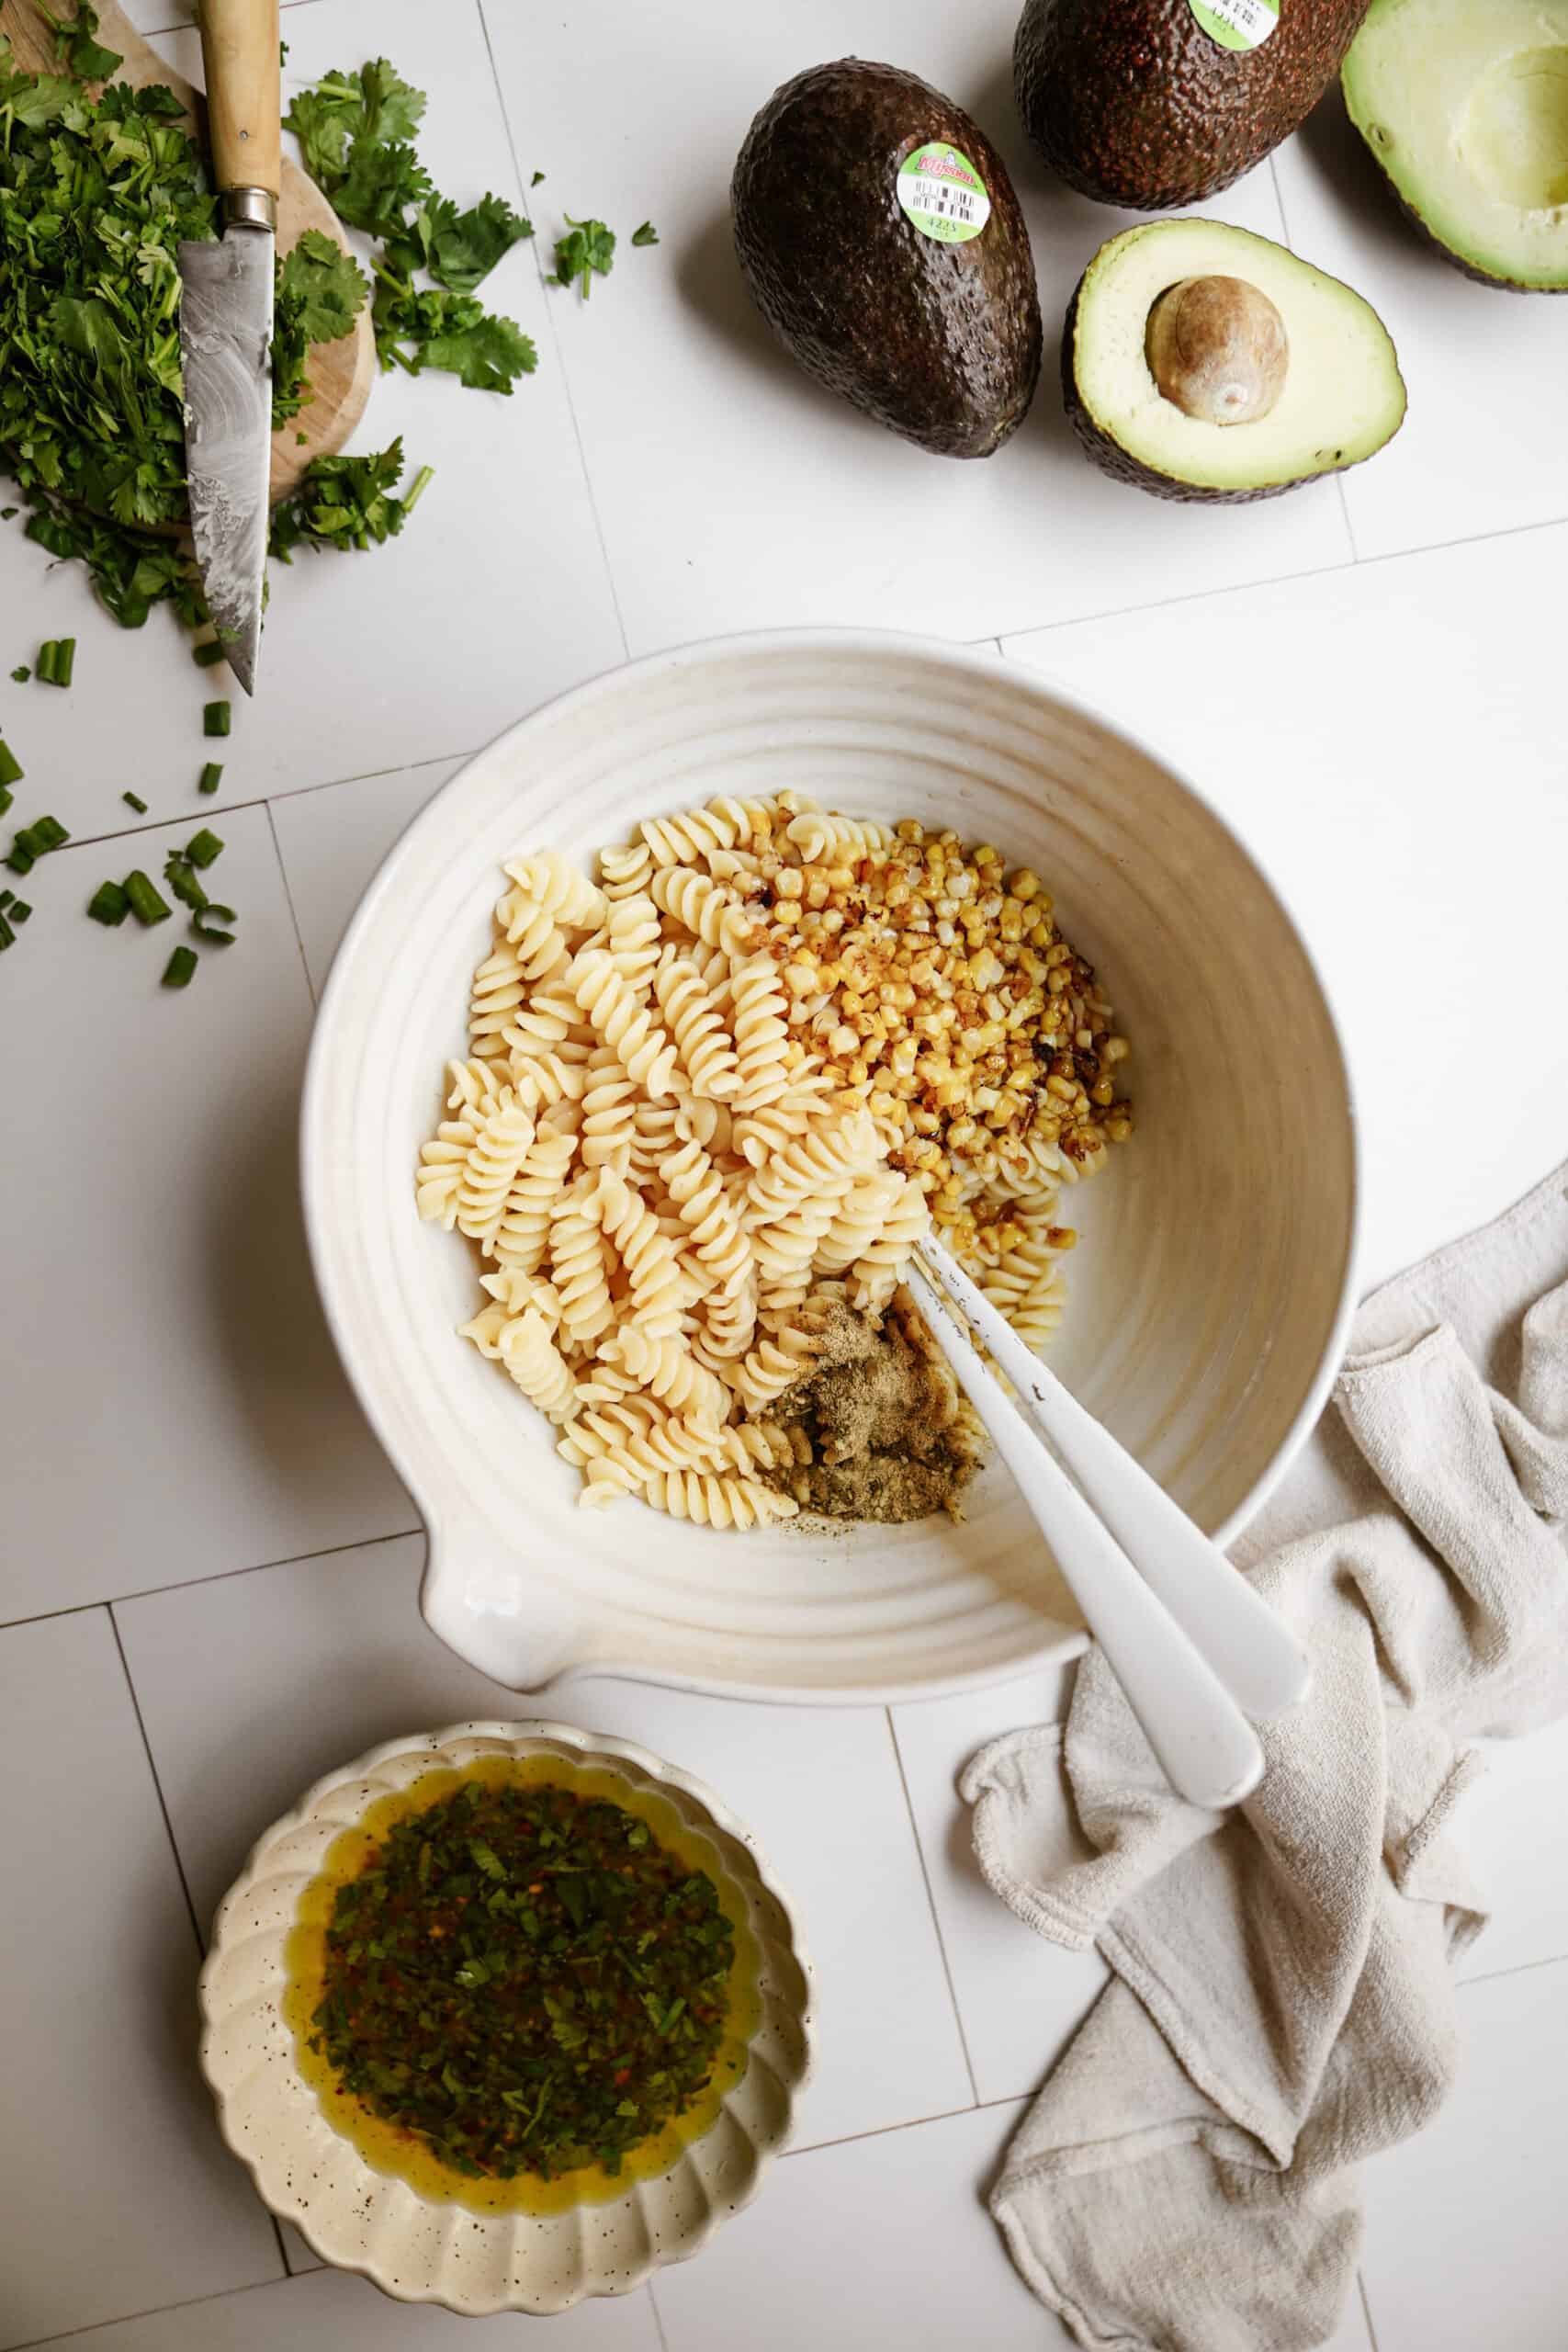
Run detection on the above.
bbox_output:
[1344,0,1568,292]
[1062,219,1406,502]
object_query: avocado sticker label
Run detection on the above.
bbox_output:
[897,142,992,244]
[1188,0,1279,50]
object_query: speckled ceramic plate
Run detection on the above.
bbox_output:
[198,1721,813,2314]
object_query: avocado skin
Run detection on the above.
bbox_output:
[732,60,1042,458]
[1379,179,1568,296]
[1015,0,1371,209]
[1060,283,1322,503]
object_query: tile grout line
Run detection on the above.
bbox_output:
[8,2267,293,2352]
[474,0,632,666]
[1357,2268,1382,2352]
[645,2278,674,2352]
[996,501,1568,653]
[264,799,319,1008]
[784,2096,988,2165]
[884,1708,982,2108]
[107,1605,207,1957]
[1458,1948,1568,1991]
[0,1520,424,1637]
[45,744,482,860]
[108,1608,299,2290]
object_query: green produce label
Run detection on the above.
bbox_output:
[897,142,991,243]
[1188,0,1279,49]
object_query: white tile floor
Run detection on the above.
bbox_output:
[4,3,1568,2346]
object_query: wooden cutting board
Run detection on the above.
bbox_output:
[6,0,376,505]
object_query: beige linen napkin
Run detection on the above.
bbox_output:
[963,1160,1568,2352]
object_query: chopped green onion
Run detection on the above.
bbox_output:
[0,741,22,788]
[0,506,16,520]
[9,897,30,923]
[631,221,660,247]
[123,790,148,813]
[5,837,33,875]
[54,638,75,688]
[10,666,28,684]
[192,901,237,942]
[123,869,172,926]
[198,762,224,796]
[0,887,10,910]
[193,639,227,669]
[0,786,11,820]
[162,944,198,989]
[0,910,13,949]
[186,827,224,868]
[35,640,57,685]
[88,879,130,926]
[30,814,68,852]
[203,700,231,738]
[165,856,208,911]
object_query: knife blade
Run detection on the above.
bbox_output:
[178,224,273,695]
[176,0,281,696]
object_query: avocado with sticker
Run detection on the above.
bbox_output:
[731,59,1043,458]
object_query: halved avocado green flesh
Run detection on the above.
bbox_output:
[1344,0,1568,291]
[1064,220,1406,503]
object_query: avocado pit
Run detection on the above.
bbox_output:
[1145,275,1289,426]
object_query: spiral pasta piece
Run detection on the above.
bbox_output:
[607,892,662,995]
[499,850,605,933]
[847,1174,929,1311]
[446,1091,536,1246]
[640,1469,799,1530]
[488,1127,577,1272]
[660,1136,750,1294]
[1007,1262,1066,1355]
[468,940,530,1057]
[816,1169,905,1276]
[567,948,679,1100]
[596,1170,683,1340]
[479,1266,564,1326]
[654,954,740,1102]
[599,1326,729,1429]
[696,1272,757,1363]
[649,865,761,961]
[745,1113,879,1227]
[497,1308,577,1423]
[725,1329,818,1416]
[579,1045,638,1175]
[548,1174,615,1348]
[728,954,792,1114]
[784,811,896,866]
[597,838,655,901]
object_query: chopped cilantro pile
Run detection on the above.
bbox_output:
[285,59,536,391]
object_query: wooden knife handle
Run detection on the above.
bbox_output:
[197,0,281,205]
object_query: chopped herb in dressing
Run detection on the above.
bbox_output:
[310,1776,736,2181]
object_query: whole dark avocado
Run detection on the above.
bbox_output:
[731,60,1042,458]
[1013,0,1371,209]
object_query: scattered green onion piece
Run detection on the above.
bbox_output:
[6,837,34,875]
[35,640,57,685]
[30,814,68,852]
[0,887,10,910]
[162,944,198,989]
[10,666,28,684]
[203,700,231,738]
[193,639,227,669]
[88,880,130,926]
[9,897,30,923]
[192,901,237,941]
[123,869,172,926]
[165,857,208,911]
[0,507,15,520]
[0,910,13,949]
[53,638,75,688]
[198,762,224,796]
[186,827,224,868]
[0,741,22,788]
[0,786,11,820]
[123,790,148,813]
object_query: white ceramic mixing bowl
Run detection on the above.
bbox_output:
[301,631,1358,1703]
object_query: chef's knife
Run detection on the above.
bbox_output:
[177,0,281,696]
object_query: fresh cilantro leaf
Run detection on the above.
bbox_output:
[550,215,615,299]
[385,191,533,294]
[531,169,546,187]
[284,59,427,210]
[332,136,433,238]
[279,229,369,344]
[631,220,659,247]
[36,1,123,80]
[374,276,536,392]
[268,438,433,560]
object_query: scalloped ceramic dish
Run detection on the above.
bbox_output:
[301,629,1359,1703]
[198,1721,813,2314]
